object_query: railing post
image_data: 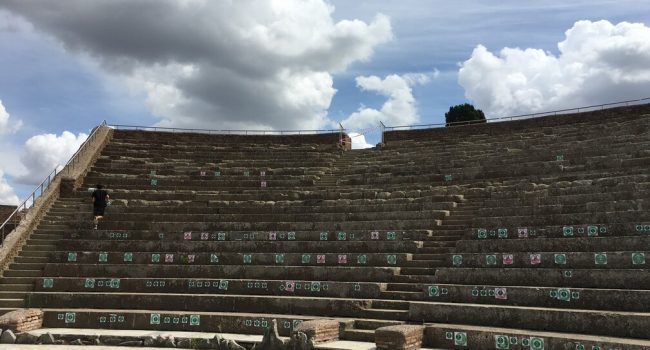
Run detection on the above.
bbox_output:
[338,123,344,148]
[379,121,386,146]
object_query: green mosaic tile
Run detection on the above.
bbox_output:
[428,285,440,297]
[632,252,645,265]
[594,253,607,265]
[554,253,567,265]
[150,313,160,325]
[486,254,497,266]
[454,332,467,346]
[587,226,598,236]
[563,226,573,237]
[452,255,463,266]
[530,337,544,350]
[495,335,509,349]
[190,314,200,326]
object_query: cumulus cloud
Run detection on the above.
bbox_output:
[459,20,650,118]
[1,0,393,130]
[348,132,374,149]
[341,71,436,130]
[0,169,19,205]
[16,131,88,185]
[0,100,22,134]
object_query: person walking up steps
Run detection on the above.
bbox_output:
[91,184,110,229]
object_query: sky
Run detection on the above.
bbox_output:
[1,0,650,204]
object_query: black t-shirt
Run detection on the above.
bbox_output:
[92,189,109,207]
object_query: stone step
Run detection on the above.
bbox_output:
[424,322,650,349]
[341,328,374,342]
[53,239,423,253]
[408,301,650,339]
[30,292,413,321]
[434,268,650,289]
[386,284,422,292]
[41,264,402,282]
[0,284,34,291]
[0,299,25,308]
[457,235,650,253]
[4,270,43,278]
[44,229,437,242]
[49,201,459,214]
[35,277,384,298]
[0,277,39,285]
[14,256,49,264]
[445,250,650,269]
[49,251,418,268]
[9,263,46,270]
[42,208,449,224]
[85,219,444,231]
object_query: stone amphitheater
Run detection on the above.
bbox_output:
[0,104,648,349]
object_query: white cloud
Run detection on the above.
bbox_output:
[0,100,22,134]
[16,131,88,185]
[348,132,374,149]
[459,20,650,118]
[1,0,393,130]
[0,169,19,205]
[341,71,436,130]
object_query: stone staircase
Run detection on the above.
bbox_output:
[0,104,649,348]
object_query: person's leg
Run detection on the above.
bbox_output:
[93,206,103,229]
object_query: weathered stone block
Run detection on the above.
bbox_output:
[292,319,339,343]
[0,309,43,332]
[375,325,424,350]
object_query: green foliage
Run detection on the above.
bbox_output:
[445,103,486,126]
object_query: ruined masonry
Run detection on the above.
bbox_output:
[0,104,649,349]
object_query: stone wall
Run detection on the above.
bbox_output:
[114,129,347,146]
[384,103,650,142]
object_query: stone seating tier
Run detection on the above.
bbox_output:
[0,104,648,348]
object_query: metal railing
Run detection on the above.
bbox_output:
[385,97,650,131]
[0,120,108,244]
[108,124,341,135]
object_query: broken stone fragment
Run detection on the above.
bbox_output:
[0,330,16,344]
[38,332,56,344]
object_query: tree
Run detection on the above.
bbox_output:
[445,103,486,126]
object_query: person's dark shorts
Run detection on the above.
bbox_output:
[93,205,106,216]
